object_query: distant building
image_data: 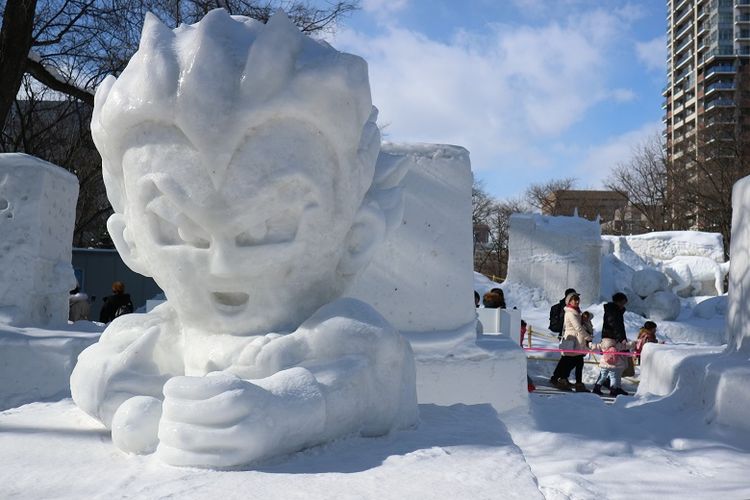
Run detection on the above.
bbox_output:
[543,190,628,225]
[543,189,659,235]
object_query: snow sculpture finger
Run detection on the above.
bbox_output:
[70,8,418,467]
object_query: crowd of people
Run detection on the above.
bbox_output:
[475,285,661,397]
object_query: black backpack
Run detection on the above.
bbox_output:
[548,302,564,334]
[113,303,133,319]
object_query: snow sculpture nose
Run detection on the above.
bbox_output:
[208,238,236,279]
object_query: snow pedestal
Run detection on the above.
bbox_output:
[506,214,601,305]
[410,334,528,414]
[637,175,750,432]
[0,153,78,326]
[0,325,101,411]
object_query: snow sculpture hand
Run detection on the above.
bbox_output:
[71,321,177,427]
[157,369,325,468]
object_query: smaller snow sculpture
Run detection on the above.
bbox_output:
[0,153,78,326]
[660,256,730,296]
[71,10,417,468]
[631,269,668,298]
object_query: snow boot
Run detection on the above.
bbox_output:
[601,378,611,389]
[592,384,603,395]
[554,379,572,391]
[614,387,629,396]
[574,382,590,393]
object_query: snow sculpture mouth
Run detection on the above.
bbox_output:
[211,292,250,312]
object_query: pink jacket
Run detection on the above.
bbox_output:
[590,337,633,370]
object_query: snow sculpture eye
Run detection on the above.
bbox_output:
[146,196,210,249]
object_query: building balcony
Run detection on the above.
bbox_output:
[674,20,693,41]
[704,98,736,111]
[674,36,693,56]
[705,65,736,78]
[735,30,750,40]
[674,0,689,13]
[705,81,736,95]
[674,51,693,70]
[674,6,694,28]
[737,14,750,23]
[738,0,750,8]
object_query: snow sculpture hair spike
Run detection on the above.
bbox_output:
[92,9,393,224]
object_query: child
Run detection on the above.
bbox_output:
[590,337,634,397]
[635,321,658,363]
[581,311,594,337]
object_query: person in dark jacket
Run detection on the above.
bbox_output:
[99,281,134,323]
[602,292,628,342]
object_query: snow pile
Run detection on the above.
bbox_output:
[0,322,102,411]
[506,214,602,306]
[0,153,78,326]
[75,9,419,468]
[349,143,475,336]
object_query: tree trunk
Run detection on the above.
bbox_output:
[0,0,37,130]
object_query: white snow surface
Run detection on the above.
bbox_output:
[0,153,79,326]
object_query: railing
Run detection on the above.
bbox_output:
[705,81,736,93]
[705,98,735,111]
[737,14,750,22]
[705,65,736,77]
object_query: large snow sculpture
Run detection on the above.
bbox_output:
[70,9,417,468]
[0,153,78,326]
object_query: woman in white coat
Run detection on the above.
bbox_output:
[550,292,592,392]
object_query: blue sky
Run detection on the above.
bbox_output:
[324,0,669,200]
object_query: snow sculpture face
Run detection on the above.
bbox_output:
[91,10,394,335]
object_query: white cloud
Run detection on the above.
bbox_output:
[636,35,668,73]
[362,0,409,16]
[332,8,633,174]
[575,121,662,186]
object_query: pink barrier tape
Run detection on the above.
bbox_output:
[523,346,637,357]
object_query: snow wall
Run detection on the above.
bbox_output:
[506,214,601,305]
[0,153,78,326]
[349,142,476,336]
[728,176,750,353]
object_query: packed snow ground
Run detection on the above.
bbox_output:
[1,276,748,498]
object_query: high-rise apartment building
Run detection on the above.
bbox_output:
[664,0,750,228]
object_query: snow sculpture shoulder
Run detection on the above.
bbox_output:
[71,9,417,467]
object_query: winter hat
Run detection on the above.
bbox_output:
[565,292,580,305]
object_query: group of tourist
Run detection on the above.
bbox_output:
[548,289,659,396]
[475,284,661,397]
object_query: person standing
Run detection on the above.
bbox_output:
[549,288,576,339]
[69,286,91,322]
[602,292,628,342]
[550,292,592,392]
[99,281,134,323]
